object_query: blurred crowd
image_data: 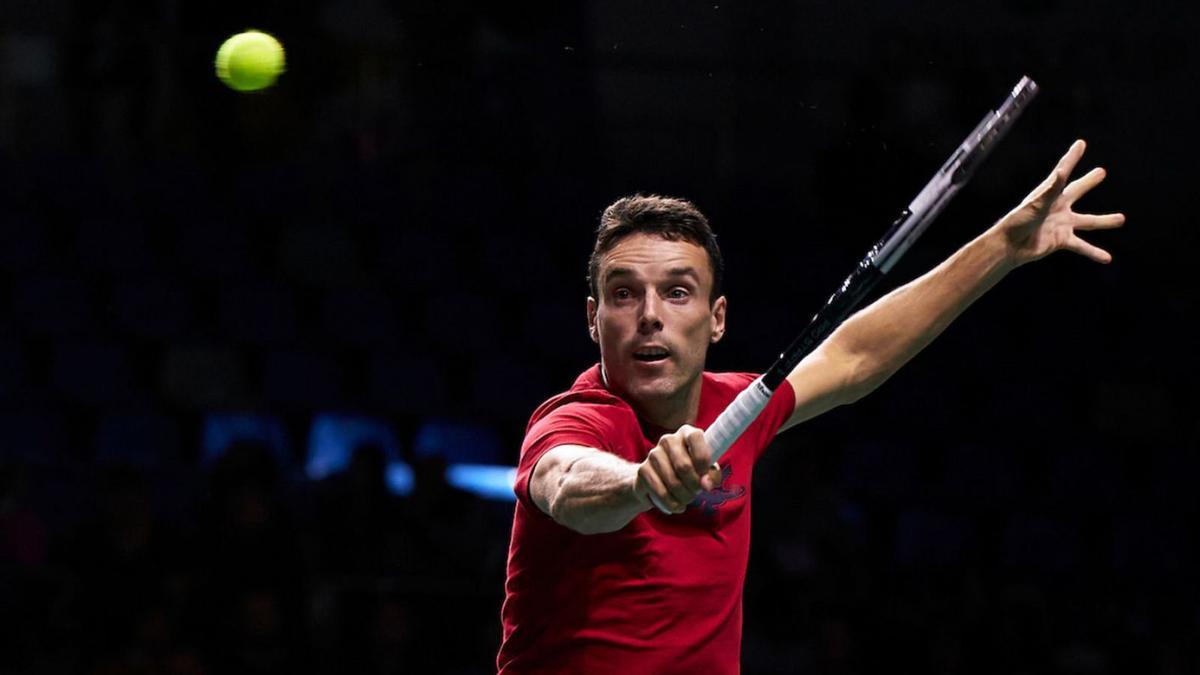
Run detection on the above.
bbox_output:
[2,437,511,674]
[3,417,1198,674]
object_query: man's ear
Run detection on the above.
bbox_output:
[587,296,599,344]
[710,295,727,343]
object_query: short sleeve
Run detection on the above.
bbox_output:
[752,376,796,459]
[513,403,612,509]
[708,372,796,461]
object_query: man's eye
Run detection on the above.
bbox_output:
[668,288,690,299]
[613,288,632,300]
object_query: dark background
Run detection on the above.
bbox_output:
[1,1,1197,673]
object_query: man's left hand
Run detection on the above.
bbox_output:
[995,139,1126,266]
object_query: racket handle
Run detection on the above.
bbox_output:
[646,377,774,515]
[705,376,774,464]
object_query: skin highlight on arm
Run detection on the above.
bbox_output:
[822,227,1012,399]
[530,444,649,535]
[783,228,1019,432]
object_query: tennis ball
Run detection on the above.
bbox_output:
[215,30,285,92]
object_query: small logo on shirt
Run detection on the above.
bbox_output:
[689,465,745,516]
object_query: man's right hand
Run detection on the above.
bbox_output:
[634,425,723,514]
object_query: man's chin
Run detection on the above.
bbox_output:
[605,360,698,401]
[627,381,676,401]
[619,371,686,403]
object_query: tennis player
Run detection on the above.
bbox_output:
[497,140,1123,674]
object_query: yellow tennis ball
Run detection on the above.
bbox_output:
[215,30,285,92]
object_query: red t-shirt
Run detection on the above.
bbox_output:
[497,364,796,674]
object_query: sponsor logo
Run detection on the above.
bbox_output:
[689,465,745,516]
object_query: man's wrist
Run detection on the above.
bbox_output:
[626,466,652,512]
[978,221,1023,274]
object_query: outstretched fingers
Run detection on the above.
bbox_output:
[1055,139,1087,180]
[1064,234,1113,264]
[1074,212,1126,231]
[1027,168,1068,214]
[1063,166,1113,207]
[1025,140,1087,211]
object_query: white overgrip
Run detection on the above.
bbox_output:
[705,376,773,464]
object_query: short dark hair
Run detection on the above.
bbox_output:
[587,194,724,304]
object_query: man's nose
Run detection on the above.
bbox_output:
[638,294,663,333]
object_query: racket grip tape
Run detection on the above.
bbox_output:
[705,376,773,464]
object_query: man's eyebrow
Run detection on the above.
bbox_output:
[604,267,635,282]
[665,267,700,281]
[604,267,701,283]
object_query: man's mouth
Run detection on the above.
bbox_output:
[633,346,670,363]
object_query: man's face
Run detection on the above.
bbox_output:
[587,233,726,408]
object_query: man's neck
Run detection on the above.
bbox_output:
[642,391,699,434]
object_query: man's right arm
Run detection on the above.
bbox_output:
[530,445,647,535]
[529,426,723,534]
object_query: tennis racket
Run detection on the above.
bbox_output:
[651,76,1039,514]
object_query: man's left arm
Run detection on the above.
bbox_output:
[781,139,1126,431]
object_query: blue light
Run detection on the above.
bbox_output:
[445,464,517,501]
[385,461,415,496]
[305,413,402,480]
[201,413,290,468]
[413,420,503,464]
